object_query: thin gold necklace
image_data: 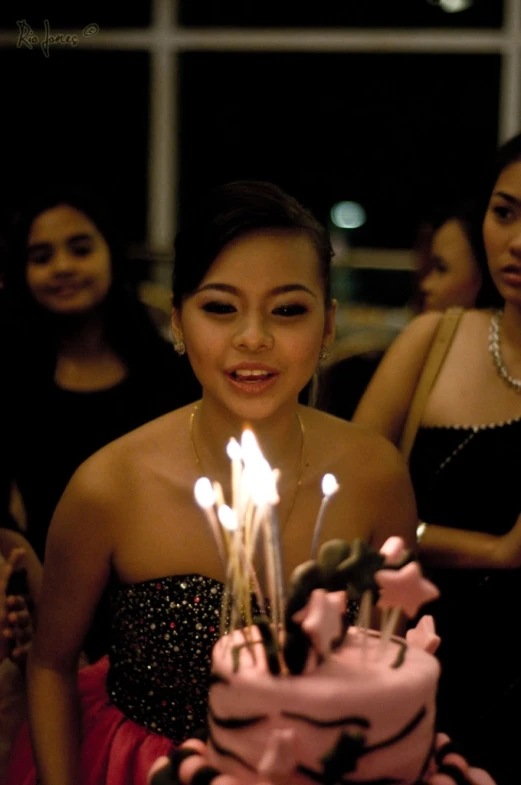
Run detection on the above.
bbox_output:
[190,403,305,533]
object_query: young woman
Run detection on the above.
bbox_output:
[418,204,483,313]
[315,201,484,423]
[353,133,521,783]
[4,181,416,785]
[1,186,201,661]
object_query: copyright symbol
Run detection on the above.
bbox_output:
[83,23,100,38]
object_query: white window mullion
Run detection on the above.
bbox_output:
[147,0,177,285]
[499,0,521,143]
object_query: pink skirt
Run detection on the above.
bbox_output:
[1,656,175,785]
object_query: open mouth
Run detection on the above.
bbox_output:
[229,369,277,382]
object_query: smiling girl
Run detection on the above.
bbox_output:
[1,186,201,662]
[3,181,416,785]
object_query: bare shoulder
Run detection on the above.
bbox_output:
[52,405,193,541]
[452,307,491,338]
[301,408,417,548]
[386,310,444,357]
[303,406,407,476]
[352,311,458,440]
[71,405,192,492]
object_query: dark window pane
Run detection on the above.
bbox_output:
[337,269,415,308]
[0,2,150,29]
[179,0,503,29]
[179,51,500,250]
[0,50,149,244]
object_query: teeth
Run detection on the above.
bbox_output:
[234,369,271,377]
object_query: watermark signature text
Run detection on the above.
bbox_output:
[17,20,100,58]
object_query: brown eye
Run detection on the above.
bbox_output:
[70,243,92,257]
[272,304,308,316]
[202,302,236,314]
[492,205,514,221]
[27,250,52,265]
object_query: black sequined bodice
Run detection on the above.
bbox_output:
[107,574,224,743]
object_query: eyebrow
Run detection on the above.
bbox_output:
[493,191,521,206]
[27,233,94,252]
[195,282,317,298]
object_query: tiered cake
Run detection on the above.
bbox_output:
[150,430,496,785]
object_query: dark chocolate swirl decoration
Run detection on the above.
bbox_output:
[221,537,417,676]
[332,539,386,602]
[282,539,390,675]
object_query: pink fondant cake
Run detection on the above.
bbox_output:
[149,539,496,785]
[149,440,496,785]
[206,625,438,784]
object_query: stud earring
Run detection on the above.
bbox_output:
[174,339,186,356]
[319,347,330,362]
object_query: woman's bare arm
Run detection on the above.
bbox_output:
[420,511,521,569]
[27,458,115,785]
[352,312,442,444]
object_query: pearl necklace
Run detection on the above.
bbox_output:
[488,310,521,394]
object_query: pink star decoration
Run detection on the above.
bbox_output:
[406,615,441,655]
[292,588,346,658]
[257,729,297,781]
[375,561,439,618]
[379,536,407,566]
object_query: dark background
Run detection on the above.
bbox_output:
[0,1,505,306]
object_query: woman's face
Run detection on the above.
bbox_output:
[420,219,482,312]
[25,204,112,315]
[173,229,335,422]
[483,160,521,307]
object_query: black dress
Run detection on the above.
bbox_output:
[7,352,201,662]
[409,419,521,784]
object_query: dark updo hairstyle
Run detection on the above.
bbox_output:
[172,180,333,309]
[414,199,478,293]
[469,131,521,309]
[2,184,171,377]
[430,201,475,238]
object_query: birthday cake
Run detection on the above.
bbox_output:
[151,432,496,785]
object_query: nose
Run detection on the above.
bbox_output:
[419,271,434,294]
[232,313,273,352]
[509,223,521,258]
[51,248,75,276]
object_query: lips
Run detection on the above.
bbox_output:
[225,364,279,394]
[49,282,84,297]
[499,265,521,287]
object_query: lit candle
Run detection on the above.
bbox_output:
[241,431,284,634]
[217,503,241,632]
[310,473,339,559]
[226,437,242,516]
[194,477,227,568]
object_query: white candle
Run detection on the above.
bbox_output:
[310,473,339,559]
[226,437,242,515]
[194,477,227,568]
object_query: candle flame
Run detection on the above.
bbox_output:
[321,473,339,497]
[194,477,216,509]
[218,504,238,531]
[226,437,242,462]
[240,429,279,506]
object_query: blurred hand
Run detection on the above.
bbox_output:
[1,547,33,666]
